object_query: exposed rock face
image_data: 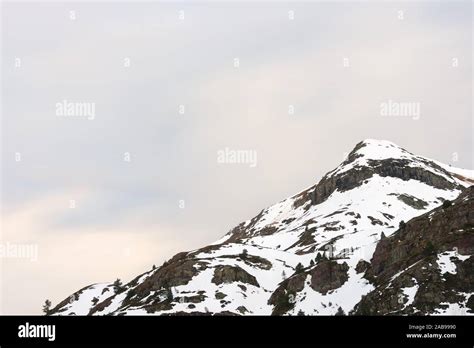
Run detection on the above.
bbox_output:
[268,273,307,315]
[353,186,474,315]
[310,261,349,294]
[310,159,458,207]
[294,141,461,210]
[135,258,201,294]
[89,296,116,315]
[211,265,259,287]
[237,254,272,270]
[310,168,373,206]
[389,193,428,210]
[368,187,473,280]
[92,253,207,313]
[215,291,227,300]
[355,260,370,274]
[268,260,351,315]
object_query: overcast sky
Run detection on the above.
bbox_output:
[1,0,472,314]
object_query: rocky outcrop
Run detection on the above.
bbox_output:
[367,187,473,281]
[388,193,428,210]
[355,260,370,274]
[95,254,205,312]
[136,259,202,293]
[353,186,474,315]
[211,265,259,287]
[268,273,307,315]
[310,261,349,294]
[215,253,272,270]
[310,159,458,207]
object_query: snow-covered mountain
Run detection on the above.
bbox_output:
[49,139,473,316]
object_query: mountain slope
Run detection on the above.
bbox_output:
[353,185,473,315]
[49,139,473,316]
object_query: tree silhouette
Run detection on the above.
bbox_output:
[42,299,52,315]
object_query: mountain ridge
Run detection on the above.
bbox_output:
[48,139,473,316]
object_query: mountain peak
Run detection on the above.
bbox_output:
[326,139,415,179]
[360,138,399,146]
[348,139,411,162]
[341,140,472,187]
[308,139,471,208]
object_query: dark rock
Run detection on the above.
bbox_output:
[211,265,259,287]
[268,273,306,315]
[215,291,227,300]
[236,306,248,314]
[355,260,370,274]
[310,261,349,294]
[389,193,428,210]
